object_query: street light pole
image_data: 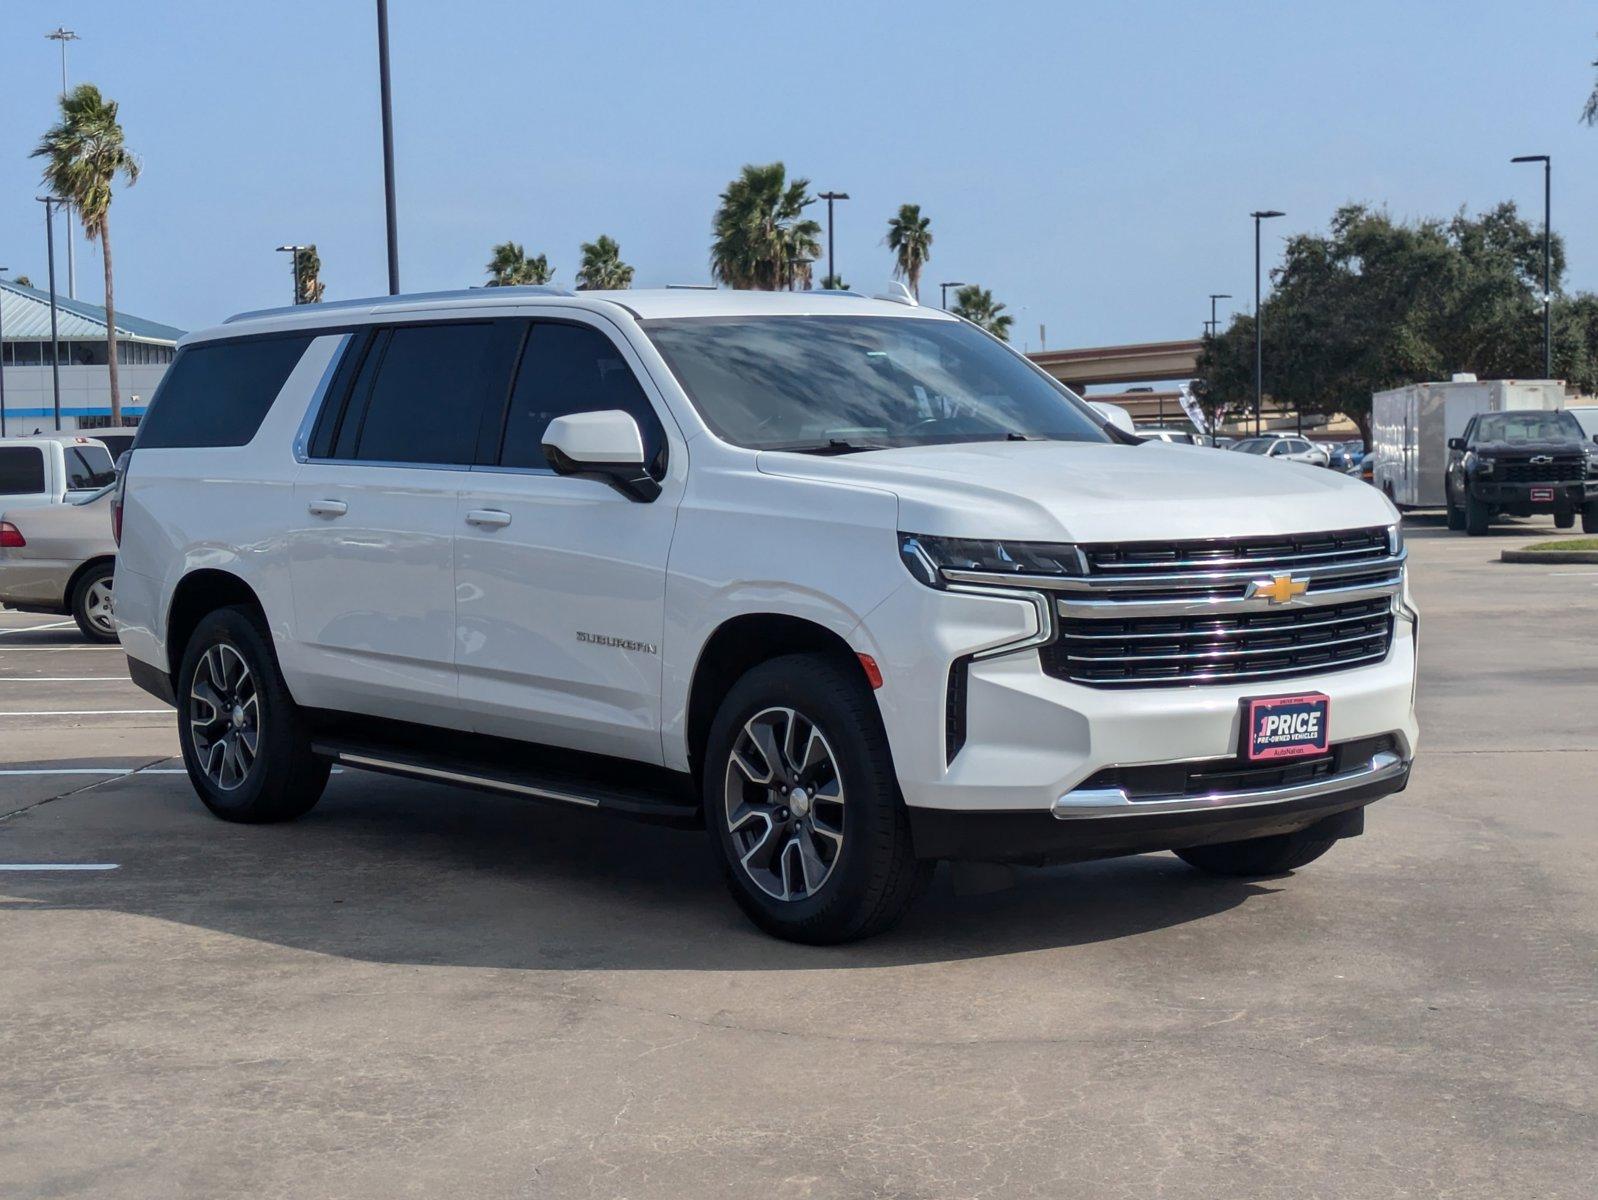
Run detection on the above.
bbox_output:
[37,197,65,431]
[817,191,848,287]
[46,28,80,300]
[1250,211,1284,437]
[277,245,309,305]
[1511,155,1552,378]
[375,0,401,295]
[0,267,10,437]
[1207,293,1231,341]
[939,281,967,310]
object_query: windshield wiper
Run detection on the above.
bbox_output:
[786,438,897,455]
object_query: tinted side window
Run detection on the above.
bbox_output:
[347,323,500,465]
[0,447,46,494]
[65,445,116,490]
[498,322,663,472]
[136,334,315,449]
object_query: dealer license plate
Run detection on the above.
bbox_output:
[1530,486,1555,502]
[1244,693,1331,761]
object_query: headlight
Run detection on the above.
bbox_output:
[899,533,1086,589]
[1387,523,1405,556]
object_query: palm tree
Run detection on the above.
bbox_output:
[485,241,554,286]
[820,273,849,290]
[33,84,140,424]
[576,235,634,290]
[886,204,932,301]
[710,162,821,290]
[295,245,325,304]
[951,285,1014,341]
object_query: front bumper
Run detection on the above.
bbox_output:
[1469,479,1596,508]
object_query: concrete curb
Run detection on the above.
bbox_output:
[1500,549,1598,564]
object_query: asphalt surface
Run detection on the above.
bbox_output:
[2,515,1595,1198]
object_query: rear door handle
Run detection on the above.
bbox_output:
[307,499,348,518]
[465,508,512,528]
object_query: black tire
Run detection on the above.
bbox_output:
[1445,494,1465,531]
[69,562,118,643]
[1583,502,1598,534]
[704,653,931,944]
[1464,493,1492,536]
[1555,508,1576,530]
[175,605,329,823]
[1175,828,1338,877]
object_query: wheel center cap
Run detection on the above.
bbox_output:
[789,788,811,818]
[231,704,246,728]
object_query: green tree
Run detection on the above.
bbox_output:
[950,284,1014,341]
[710,162,821,290]
[32,83,140,424]
[885,203,932,300]
[1196,202,1586,443]
[820,273,849,290]
[575,235,634,290]
[294,245,325,304]
[485,241,553,286]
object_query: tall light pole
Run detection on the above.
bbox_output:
[817,191,848,287]
[0,266,10,437]
[939,281,966,310]
[1511,155,1552,378]
[37,198,66,430]
[375,0,400,294]
[46,27,80,300]
[1207,293,1231,339]
[1250,211,1284,436]
[278,244,308,305]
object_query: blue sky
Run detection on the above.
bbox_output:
[4,1,1597,351]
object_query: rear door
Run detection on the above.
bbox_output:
[453,316,681,762]
[289,320,520,726]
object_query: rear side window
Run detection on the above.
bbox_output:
[340,323,501,465]
[498,322,663,471]
[0,446,46,494]
[65,444,116,490]
[136,334,314,449]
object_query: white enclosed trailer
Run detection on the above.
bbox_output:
[1371,379,1566,508]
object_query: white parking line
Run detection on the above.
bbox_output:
[1547,571,1598,577]
[0,620,75,636]
[0,863,119,871]
[0,677,131,683]
[0,709,169,717]
[0,768,132,776]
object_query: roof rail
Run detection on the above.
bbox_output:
[665,283,717,290]
[224,285,574,324]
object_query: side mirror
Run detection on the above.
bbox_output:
[541,410,661,502]
[1447,437,1465,451]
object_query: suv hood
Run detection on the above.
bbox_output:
[757,440,1397,543]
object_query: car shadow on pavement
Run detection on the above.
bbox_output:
[0,768,1278,971]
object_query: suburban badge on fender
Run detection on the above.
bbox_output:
[1247,574,1310,605]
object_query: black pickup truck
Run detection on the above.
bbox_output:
[1446,409,1598,535]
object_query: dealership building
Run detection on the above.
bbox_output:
[0,279,184,437]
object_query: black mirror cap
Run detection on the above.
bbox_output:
[1447,437,1465,451]
[543,443,662,502]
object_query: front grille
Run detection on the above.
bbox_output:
[1041,526,1402,689]
[1496,456,1585,483]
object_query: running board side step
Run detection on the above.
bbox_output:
[309,732,701,827]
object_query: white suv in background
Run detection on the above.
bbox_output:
[114,287,1418,942]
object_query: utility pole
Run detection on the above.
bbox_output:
[37,197,65,430]
[817,191,848,287]
[1207,293,1231,340]
[376,0,401,294]
[0,268,10,437]
[1250,211,1284,437]
[46,27,80,300]
[1511,155,1552,378]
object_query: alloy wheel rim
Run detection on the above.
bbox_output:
[723,706,846,902]
[84,578,115,636]
[188,643,260,791]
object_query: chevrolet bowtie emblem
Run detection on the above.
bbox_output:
[1248,574,1310,604]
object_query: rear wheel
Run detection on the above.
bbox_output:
[176,606,329,823]
[1176,827,1338,877]
[69,563,117,643]
[1464,493,1492,536]
[705,654,930,944]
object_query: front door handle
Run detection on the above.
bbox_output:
[307,499,348,518]
[465,508,512,528]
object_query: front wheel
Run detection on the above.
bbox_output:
[70,563,118,643]
[1445,491,1466,531]
[1176,827,1338,877]
[705,654,930,944]
[1555,508,1576,530]
[1465,493,1492,536]
[176,606,329,823]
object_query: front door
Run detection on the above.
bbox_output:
[453,317,682,763]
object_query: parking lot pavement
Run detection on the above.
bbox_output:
[2,520,1595,1199]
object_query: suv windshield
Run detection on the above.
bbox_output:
[642,315,1111,452]
[1474,411,1584,444]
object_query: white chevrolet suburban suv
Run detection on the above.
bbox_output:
[114,286,1418,942]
